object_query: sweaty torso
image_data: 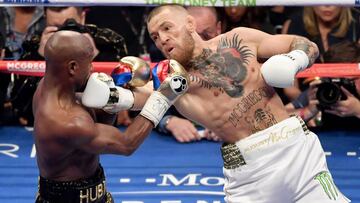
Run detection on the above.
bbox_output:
[33,80,99,181]
[176,31,289,143]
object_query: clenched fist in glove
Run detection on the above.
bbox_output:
[111,56,151,87]
[140,59,190,127]
[261,50,309,88]
[81,72,134,114]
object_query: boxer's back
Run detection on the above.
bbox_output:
[33,80,98,181]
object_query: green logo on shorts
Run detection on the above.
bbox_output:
[314,171,338,200]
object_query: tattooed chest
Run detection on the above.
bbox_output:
[188,34,254,98]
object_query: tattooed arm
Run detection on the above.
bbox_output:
[236,27,320,88]
[290,36,319,67]
[234,27,319,63]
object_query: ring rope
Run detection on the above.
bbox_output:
[0,60,360,78]
[0,0,359,7]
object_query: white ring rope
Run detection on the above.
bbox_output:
[0,0,359,6]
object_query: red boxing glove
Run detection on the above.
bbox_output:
[112,56,151,87]
[152,59,171,89]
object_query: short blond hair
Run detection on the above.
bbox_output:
[147,4,188,23]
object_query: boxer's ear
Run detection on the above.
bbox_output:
[68,60,78,76]
[186,15,196,33]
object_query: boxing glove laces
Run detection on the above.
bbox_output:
[261,50,309,88]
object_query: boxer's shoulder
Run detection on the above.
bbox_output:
[38,104,94,138]
[214,30,258,55]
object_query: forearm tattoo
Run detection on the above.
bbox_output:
[290,37,319,66]
[228,86,276,128]
[188,34,254,98]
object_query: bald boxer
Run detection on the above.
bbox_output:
[82,5,350,203]
[32,30,188,203]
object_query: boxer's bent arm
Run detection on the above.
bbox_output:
[289,37,319,67]
[70,115,153,156]
[92,109,117,125]
[257,34,318,66]
[234,27,318,64]
[231,27,291,57]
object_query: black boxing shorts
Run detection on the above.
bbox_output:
[35,165,113,203]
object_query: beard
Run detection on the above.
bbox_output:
[168,30,195,68]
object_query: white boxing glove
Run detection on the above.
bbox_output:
[261,50,309,88]
[81,72,134,114]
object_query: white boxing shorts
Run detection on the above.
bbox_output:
[221,116,350,203]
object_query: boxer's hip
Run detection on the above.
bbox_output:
[220,116,349,202]
[221,115,309,169]
[35,165,113,203]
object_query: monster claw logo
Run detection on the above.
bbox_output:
[314,171,339,200]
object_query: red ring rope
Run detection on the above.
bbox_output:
[0,60,360,78]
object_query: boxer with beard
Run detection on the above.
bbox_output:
[142,5,349,202]
[82,5,350,203]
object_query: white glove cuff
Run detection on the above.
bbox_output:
[103,86,134,114]
[286,50,309,71]
[140,91,171,127]
[81,73,111,108]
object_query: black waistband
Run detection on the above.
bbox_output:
[37,165,111,203]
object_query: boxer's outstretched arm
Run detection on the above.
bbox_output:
[73,63,189,155]
[131,81,153,110]
[69,114,153,156]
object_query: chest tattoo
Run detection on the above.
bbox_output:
[188,34,254,98]
[228,86,276,128]
[190,75,225,93]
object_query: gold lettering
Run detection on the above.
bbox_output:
[78,181,107,203]
[98,182,104,198]
[244,125,303,153]
[79,189,89,203]
[89,187,97,202]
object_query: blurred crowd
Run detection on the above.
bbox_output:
[0,6,359,142]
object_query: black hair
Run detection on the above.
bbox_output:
[44,7,84,16]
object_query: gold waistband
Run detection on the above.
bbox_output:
[221,143,247,169]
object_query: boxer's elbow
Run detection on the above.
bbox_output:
[116,138,140,156]
[121,144,137,156]
[312,42,320,60]
[111,143,137,156]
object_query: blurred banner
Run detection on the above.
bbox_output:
[0,0,358,6]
